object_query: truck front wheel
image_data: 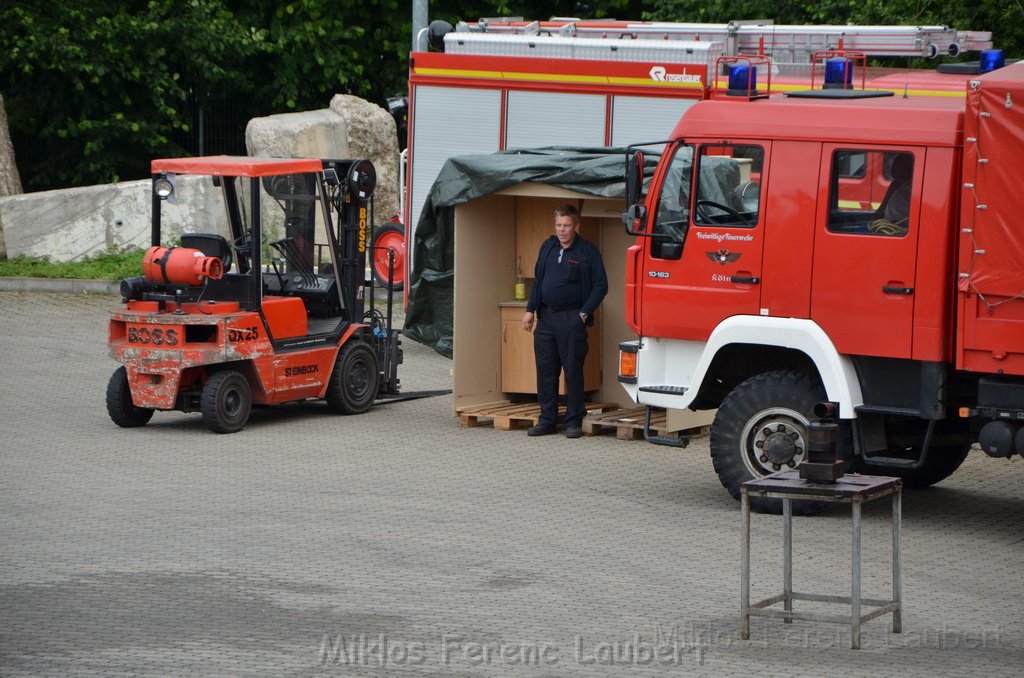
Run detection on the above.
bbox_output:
[710,370,840,514]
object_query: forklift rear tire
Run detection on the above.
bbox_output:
[326,341,379,414]
[201,370,252,433]
[106,366,154,428]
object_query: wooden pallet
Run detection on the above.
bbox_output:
[457,401,619,431]
[582,406,662,440]
[582,406,711,441]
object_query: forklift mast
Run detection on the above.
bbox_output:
[325,159,376,324]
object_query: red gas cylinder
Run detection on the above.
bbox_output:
[142,246,224,286]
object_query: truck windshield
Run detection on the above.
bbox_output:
[652,144,694,243]
[693,144,763,227]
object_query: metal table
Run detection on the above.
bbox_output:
[740,470,903,650]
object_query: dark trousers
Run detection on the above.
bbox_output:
[534,309,589,428]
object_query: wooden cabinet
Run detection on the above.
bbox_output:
[500,304,601,394]
[515,197,600,276]
[501,306,538,394]
[515,197,563,274]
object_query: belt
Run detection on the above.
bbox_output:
[542,304,581,313]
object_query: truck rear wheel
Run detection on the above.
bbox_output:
[326,341,379,414]
[106,366,154,428]
[201,370,251,433]
[711,370,843,514]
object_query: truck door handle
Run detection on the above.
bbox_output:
[882,285,914,295]
[731,275,761,285]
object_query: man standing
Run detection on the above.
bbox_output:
[521,204,608,438]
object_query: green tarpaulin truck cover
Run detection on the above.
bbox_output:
[403,146,660,357]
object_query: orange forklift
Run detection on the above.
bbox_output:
[106,156,402,433]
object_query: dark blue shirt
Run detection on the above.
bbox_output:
[526,234,608,326]
[538,241,583,308]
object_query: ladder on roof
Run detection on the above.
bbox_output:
[443,31,723,67]
[454,19,993,63]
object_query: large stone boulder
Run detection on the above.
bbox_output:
[245,95,400,225]
[0,92,24,257]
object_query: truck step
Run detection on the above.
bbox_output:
[860,455,919,467]
[638,385,689,395]
[855,404,921,417]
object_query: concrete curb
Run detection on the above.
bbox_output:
[0,277,119,295]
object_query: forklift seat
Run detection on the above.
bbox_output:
[181,233,233,272]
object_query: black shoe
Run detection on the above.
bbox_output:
[565,425,583,439]
[527,424,556,436]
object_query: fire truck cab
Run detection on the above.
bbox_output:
[618,58,1024,509]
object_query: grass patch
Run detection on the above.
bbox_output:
[0,249,144,280]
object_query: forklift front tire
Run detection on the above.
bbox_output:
[326,341,379,414]
[106,366,155,428]
[201,370,252,433]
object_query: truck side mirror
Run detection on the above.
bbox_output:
[626,150,645,205]
[622,204,648,235]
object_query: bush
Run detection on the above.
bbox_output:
[0,249,143,280]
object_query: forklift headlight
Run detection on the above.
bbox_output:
[153,175,176,201]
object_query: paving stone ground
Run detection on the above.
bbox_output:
[0,291,1021,676]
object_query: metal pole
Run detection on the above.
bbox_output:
[893,488,903,633]
[412,0,428,52]
[783,498,793,623]
[740,490,751,640]
[851,498,862,650]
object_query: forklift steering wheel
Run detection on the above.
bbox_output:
[231,235,256,272]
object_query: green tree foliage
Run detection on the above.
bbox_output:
[233,0,408,110]
[1,0,410,191]
[0,0,262,190]
[1,0,1019,192]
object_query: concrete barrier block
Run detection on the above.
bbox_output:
[0,175,218,262]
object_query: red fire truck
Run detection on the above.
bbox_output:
[403,18,992,291]
[616,53,1022,509]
